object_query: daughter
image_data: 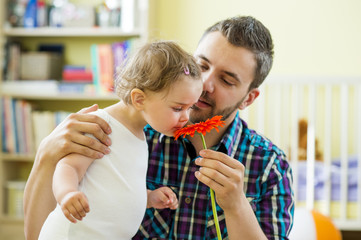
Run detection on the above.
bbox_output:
[38,41,203,239]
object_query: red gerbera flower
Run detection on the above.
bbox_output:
[174,115,225,140]
[173,115,225,240]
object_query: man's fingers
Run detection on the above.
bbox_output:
[73,121,112,146]
[77,104,99,114]
[195,170,222,193]
[199,149,241,169]
[195,157,233,179]
[67,113,112,137]
[198,166,228,187]
[69,133,111,156]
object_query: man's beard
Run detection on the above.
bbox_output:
[190,92,245,123]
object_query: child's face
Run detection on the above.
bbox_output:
[142,76,203,136]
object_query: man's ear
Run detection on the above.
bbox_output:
[130,88,146,110]
[239,88,260,110]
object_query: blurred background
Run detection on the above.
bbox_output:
[0,0,360,239]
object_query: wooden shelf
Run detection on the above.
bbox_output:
[3,27,142,37]
[0,216,24,223]
[1,80,119,101]
[1,153,35,162]
[2,92,119,101]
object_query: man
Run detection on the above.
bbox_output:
[24,16,294,240]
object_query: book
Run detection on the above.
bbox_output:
[22,101,34,154]
[62,69,93,82]
[91,44,114,93]
[15,100,25,153]
[112,41,130,75]
[97,44,114,93]
[5,42,21,81]
[32,111,54,150]
[2,97,16,153]
[90,44,101,93]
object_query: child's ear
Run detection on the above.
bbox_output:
[131,88,146,110]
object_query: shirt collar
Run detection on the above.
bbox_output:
[217,111,245,157]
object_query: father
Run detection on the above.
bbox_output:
[24,16,294,240]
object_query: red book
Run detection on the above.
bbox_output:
[97,44,114,92]
[62,69,93,82]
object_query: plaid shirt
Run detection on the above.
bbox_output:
[133,112,294,240]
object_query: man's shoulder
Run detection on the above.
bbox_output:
[242,125,285,157]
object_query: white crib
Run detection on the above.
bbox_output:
[241,75,361,230]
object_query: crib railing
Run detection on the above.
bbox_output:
[241,75,361,230]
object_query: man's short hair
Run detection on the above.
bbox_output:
[201,16,274,90]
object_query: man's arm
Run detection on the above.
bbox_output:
[23,104,112,240]
[195,149,268,240]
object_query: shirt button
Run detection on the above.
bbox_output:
[184,197,191,204]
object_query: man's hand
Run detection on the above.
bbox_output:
[194,149,245,211]
[147,187,178,209]
[60,191,90,223]
[38,104,112,166]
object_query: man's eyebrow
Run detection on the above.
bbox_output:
[197,54,240,82]
[197,54,210,63]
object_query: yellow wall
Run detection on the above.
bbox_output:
[26,0,361,77]
[149,0,361,76]
[148,0,361,158]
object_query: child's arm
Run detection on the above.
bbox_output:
[147,187,178,210]
[53,153,95,223]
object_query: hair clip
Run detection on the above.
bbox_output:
[184,66,190,75]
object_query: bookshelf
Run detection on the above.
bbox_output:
[0,0,149,239]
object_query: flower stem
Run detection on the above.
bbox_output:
[199,134,222,240]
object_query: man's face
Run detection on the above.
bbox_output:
[191,31,259,124]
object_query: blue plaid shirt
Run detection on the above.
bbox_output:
[133,112,294,240]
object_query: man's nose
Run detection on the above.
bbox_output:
[202,71,215,93]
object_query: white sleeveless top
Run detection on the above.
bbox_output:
[39,109,148,240]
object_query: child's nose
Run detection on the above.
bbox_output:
[180,111,189,123]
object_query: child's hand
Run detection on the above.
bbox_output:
[60,191,90,223]
[147,187,178,210]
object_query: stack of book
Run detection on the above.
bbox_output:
[60,65,94,94]
[1,96,70,154]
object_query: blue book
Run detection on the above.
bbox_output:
[1,98,6,152]
[63,65,86,71]
[11,98,19,153]
[90,44,101,94]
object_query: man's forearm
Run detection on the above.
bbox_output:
[23,150,57,240]
[225,195,267,240]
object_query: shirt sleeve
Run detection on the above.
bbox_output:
[254,152,295,240]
